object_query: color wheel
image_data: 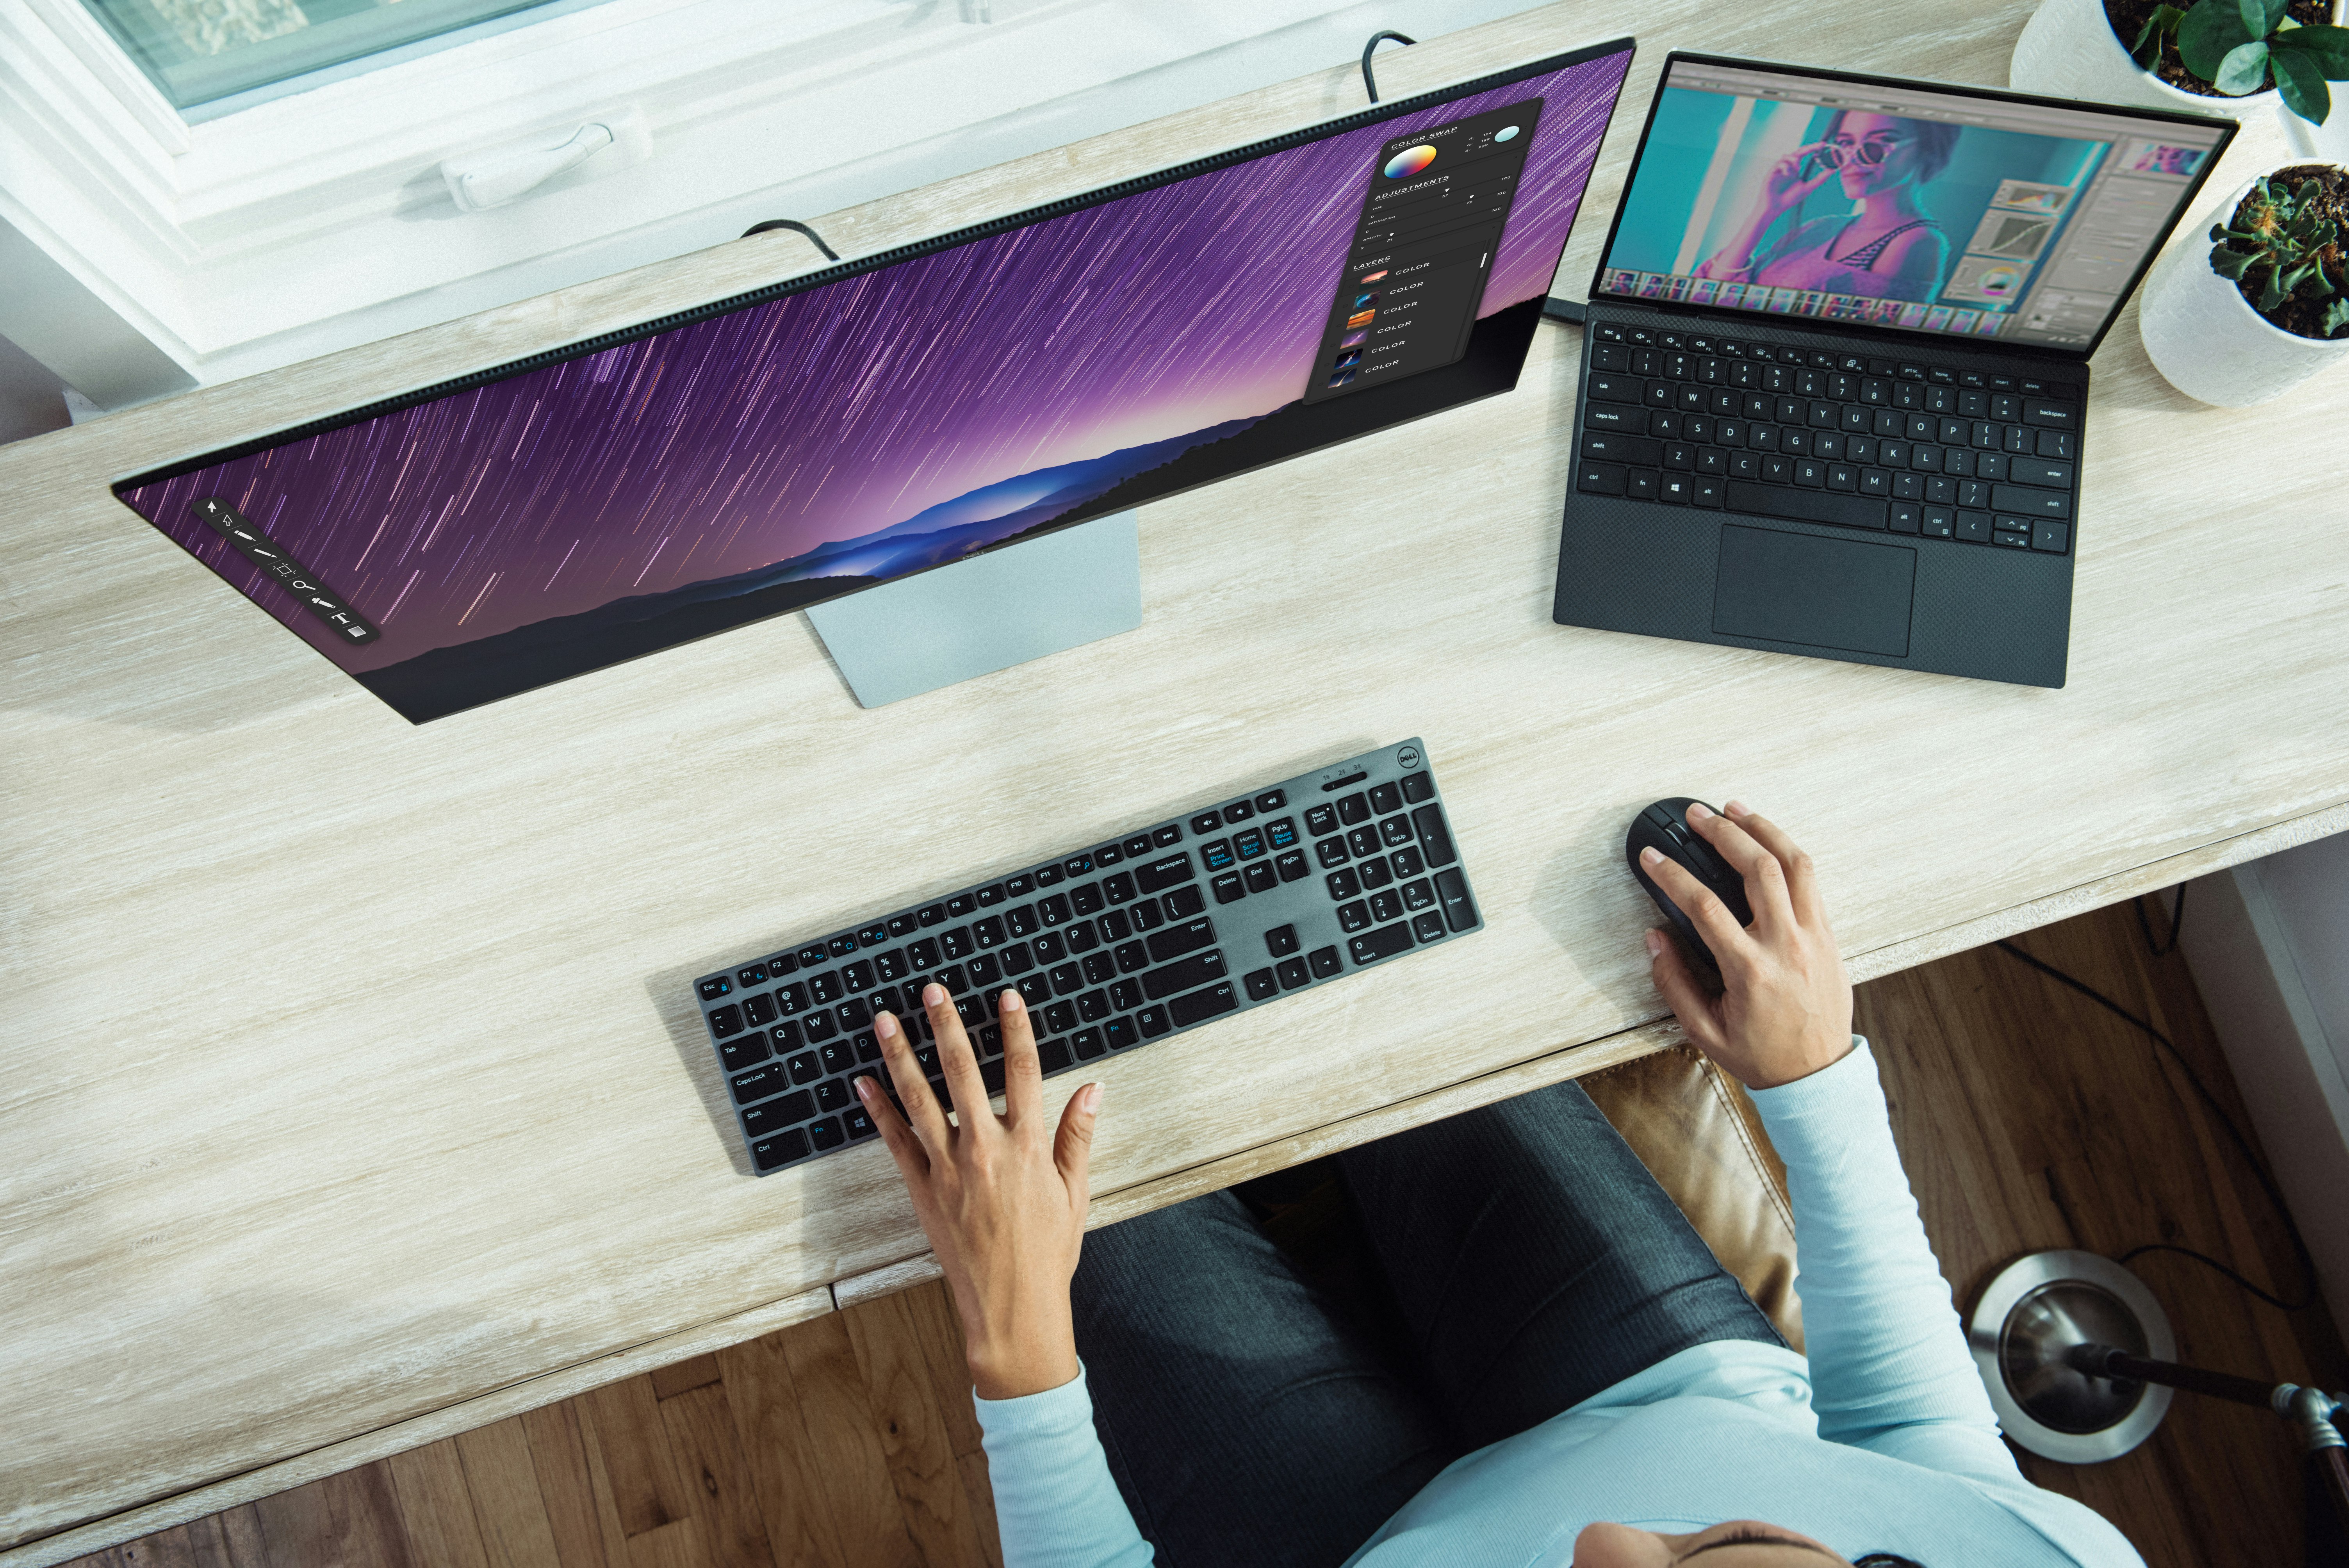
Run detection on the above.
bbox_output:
[1383,145,1438,179]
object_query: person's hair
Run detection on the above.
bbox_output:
[1821,111,1961,184]
[1853,1554,1928,1568]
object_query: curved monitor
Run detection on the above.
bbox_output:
[115,37,1635,722]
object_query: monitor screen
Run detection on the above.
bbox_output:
[1591,57,2230,349]
[114,39,1634,723]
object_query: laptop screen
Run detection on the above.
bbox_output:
[1591,56,2231,352]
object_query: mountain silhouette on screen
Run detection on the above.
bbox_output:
[355,415,1264,720]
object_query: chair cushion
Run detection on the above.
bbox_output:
[1581,1046,1805,1352]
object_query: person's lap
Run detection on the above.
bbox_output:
[1071,1078,1783,1567]
[1071,1190,1453,1568]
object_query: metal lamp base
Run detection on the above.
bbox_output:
[1968,1249,2176,1462]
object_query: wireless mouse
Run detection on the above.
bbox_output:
[1626,798,1754,973]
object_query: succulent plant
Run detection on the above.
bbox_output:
[2130,0,2349,123]
[2208,173,2349,335]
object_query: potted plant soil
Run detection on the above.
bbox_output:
[2140,162,2349,404]
[2010,0,2348,130]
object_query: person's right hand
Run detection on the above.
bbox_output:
[1639,801,1853,1090]
[1760,143,1838,212]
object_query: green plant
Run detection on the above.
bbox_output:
[2130,0,2349,123]
[2209,174,2349,335]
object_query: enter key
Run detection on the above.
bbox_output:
[2008,456,2074,489]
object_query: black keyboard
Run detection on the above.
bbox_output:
[1572,319,2081,556]
[693,740,1481,1175]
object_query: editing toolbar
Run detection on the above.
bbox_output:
[193,497,379,644]
[1303,98,1544,405]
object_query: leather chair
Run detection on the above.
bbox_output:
[1579,1044,1804,1351]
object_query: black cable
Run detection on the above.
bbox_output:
[1361,30,1415,103]
[741,219,840,260]
[2113,1243,2308,1313]
[2135,881,2189,958]
[1994,937,2316,1312]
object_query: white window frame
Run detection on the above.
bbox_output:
[2,0,1546,406]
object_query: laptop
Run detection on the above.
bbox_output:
[1553,54,2236,686]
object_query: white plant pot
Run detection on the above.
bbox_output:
[2009,0,2341,122]
[2281,94,2349,162]
[2139,176,2349,405]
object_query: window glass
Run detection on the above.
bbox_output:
[80,0,582,110]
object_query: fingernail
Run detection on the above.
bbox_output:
[1640,846,1662,866]
[876,1012,898,1040]
[855,1076,875,1100]
[1686,802,1712,821]
[1002,988,1023,1012]
[1644,930,1663,957]
[1082,1083,1103,1114]
[1725,799,1751,817]
[924,982,945,1005]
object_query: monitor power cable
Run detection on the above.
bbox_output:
[1360,30,1415,103]
[741,219,840,260]
[1993,886,2317,1314]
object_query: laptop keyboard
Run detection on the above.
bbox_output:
[1572,321,2080,555]
[692,741,1481,1174]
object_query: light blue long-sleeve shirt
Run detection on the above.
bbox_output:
[974,1041,2142,1567]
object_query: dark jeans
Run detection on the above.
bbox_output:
[1070,1080,1784,1568]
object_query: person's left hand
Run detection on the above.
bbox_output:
[860,984,1102,1400]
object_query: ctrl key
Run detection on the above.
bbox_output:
[1577,460,1627,495]
[752,1129,811,1172]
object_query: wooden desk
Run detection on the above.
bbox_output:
[5,2,2345,1560]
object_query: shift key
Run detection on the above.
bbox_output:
[1142,949,1226,1000]
[1991,484,2068,519]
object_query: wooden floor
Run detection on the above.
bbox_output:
[69,897,2347,1568]
[1858,896,2347,1568]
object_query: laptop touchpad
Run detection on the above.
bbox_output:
[1711,525,1915,657]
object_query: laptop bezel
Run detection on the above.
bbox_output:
[1583,50,2240,362]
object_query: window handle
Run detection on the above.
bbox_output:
[443,122,616,212]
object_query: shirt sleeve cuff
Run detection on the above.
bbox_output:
[972,1364,1095,1440]
[1748,1037,1879,1168]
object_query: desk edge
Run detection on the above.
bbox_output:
[12,798,2345,1568]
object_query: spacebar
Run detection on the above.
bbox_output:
[1725,483,1887,531]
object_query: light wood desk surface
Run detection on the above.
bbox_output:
[5,2,2345,1560]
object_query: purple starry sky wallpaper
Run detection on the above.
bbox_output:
[119,49,1630,718]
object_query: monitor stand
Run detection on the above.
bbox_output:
[804,510,1142,707]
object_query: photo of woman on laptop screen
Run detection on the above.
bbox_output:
[1697,113,1957,303]
[1599,75,2123,339]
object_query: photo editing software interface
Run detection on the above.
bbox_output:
[114,45,1632,724]
[1597,59,2227,346]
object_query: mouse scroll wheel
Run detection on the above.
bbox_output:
[1663,824,1690,847]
